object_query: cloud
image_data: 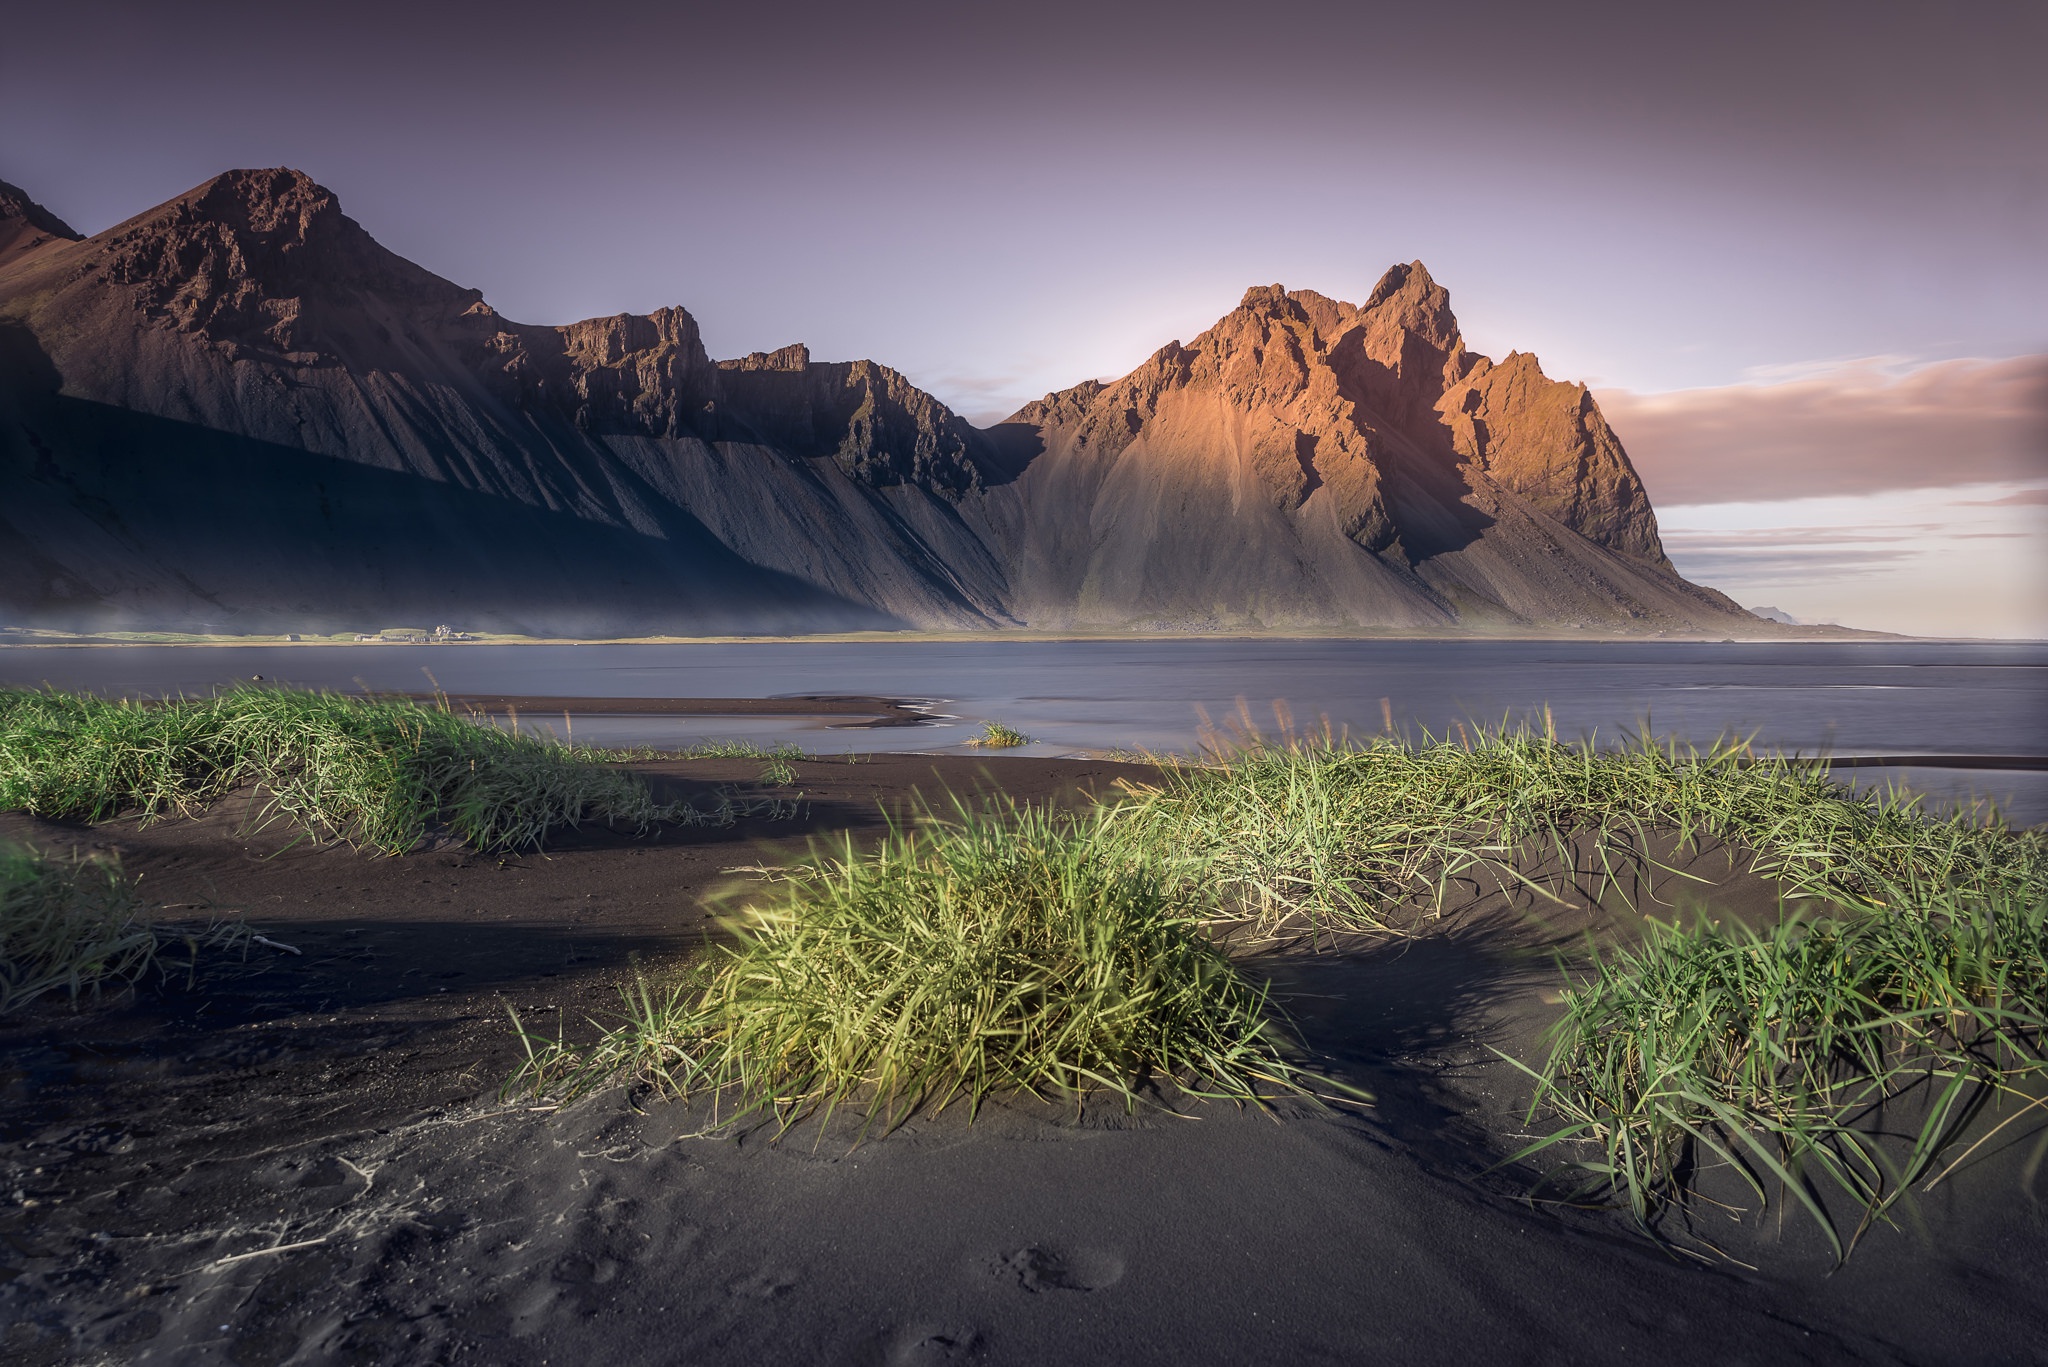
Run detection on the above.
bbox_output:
[1595,355,2048,506]
[1659,526,1925,582]
[1654,481,2048,637]
[1953,486,2048,507]
[1736,354,1923,385]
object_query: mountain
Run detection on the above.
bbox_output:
[0,179,81,268]
[980,273,1726,630]
[0,168,1754,636]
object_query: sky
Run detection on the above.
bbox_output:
[3,0,2043,634]
[1602,355,2047,638]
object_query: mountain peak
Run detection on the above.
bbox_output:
[30,166,485,364]
[0,177,83,268]
[1363,260,1438,306]
[720,343,812,373]
[0,178,79,237]
[89,167,350,251]
[1005,263,1671,578]
[1356,260,1459,356]
[1220,268,1458,356]
[184,167,338,233]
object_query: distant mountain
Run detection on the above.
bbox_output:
[1748,605,1801,625]
[0,168,1756,636]
[984,273,1726,630]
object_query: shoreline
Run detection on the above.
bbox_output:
[0,624,1937,648]
[10,682,2048,778]
[402,693,941,729]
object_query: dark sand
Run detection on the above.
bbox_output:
[2,754,2044,1365]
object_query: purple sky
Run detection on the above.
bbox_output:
[5,0,2045,632]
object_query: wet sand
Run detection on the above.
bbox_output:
[1,754,2043,1365]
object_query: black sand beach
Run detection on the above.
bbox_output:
[3,753,2044,1366]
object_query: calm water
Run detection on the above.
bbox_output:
[5,639,2045,821]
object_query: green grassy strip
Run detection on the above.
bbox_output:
[508,797,1316,1131]
[0,843,248,1013]
[662,740,807,760]
[1114,727,2045,934]
[0,686,768,854]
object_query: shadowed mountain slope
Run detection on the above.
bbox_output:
[0,168,1752,635]
[0,170,1007,634]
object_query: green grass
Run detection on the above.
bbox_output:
[506,722,2045,1218]
[507,797,1313,1131]
[668,739,807,761]
[1114,724,2044,936]
[964,720,1032,749]
[423,707,2040,1252]
[0,686,781,854]
[757,756,799,787]
[1106,725,2048,1253]
[1515,877,2047,1259]
[610,735,805,786]
[0,843,247,1013]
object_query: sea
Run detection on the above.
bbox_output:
[4,639,2044,823]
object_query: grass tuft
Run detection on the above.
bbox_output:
[1516,879,2047,1259]
[508,798,1311,1131]
[0,844,247,1013]
[669,740,807,761]
[1115,724,2044,936]
[0,686,782,854]
[964,720,1032,749]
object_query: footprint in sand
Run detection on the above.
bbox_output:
[992,1245,1125,1293]
[726,1268,796,1300]
[550,1252,621,1286]
[866,1321,982,1366]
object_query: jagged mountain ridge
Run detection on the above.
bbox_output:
[0,167,1749,634]
[980,270,1721,631]
[0,170,1007,633]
